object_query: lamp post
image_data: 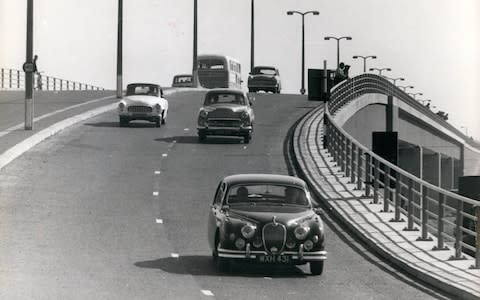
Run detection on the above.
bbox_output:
[369,67,391,75]
[192,0,198,87]
[286,10,319,95]
[250,0,254,73]
[324,36,352,68]
[398,85,414,92]
[418,99,431,106]
[116,0,123,98]
[352,55,376,73]
[408,92,423,100]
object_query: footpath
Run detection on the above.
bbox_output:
[293,104,480,300]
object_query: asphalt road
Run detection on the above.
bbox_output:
[0,91,448,299]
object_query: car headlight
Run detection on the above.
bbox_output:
[155,103,161,111]
[294,225,310,240]
[235,238,245,250]
[118,102,125,111]
[304,240,314,251]
[199,110,208,119]
[241,224,256,239]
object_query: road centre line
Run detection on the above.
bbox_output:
[155,218,163,224]
[153,191,159,196]
[201,290,214,296]
[170,253,179,258]
[0,95,115,139]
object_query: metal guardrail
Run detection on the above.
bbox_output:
[0,68,104,91]
[324,74,480,268]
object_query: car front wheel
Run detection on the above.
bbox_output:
[198,133,207,143]
[213,239,229,272]
[119,117,129,127]
[155,118,161,127]
[244,134,252,144]
[310,261,324,275]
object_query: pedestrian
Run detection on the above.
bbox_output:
[33,55,42,90]
[334,62,347,85]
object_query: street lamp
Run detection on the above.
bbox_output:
[116,0,123,98]
[397,85,414,91]
[286,10,319,95]
[384,76,405,86]
[352,55,376,73]
[324,36,352,68]
[192,0,198,87]
[408,92,423,100]
[250,0,255,73]
[369,67,391,75]
[418,99,431,106]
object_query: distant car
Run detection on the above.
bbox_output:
[208,174,327,275]
[118,83,169,127]
[248,66,281,93]
[172,74,194,88]
[197,88,255,143]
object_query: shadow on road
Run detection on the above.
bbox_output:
[155,136,244,145]
[134,255,307,278]
[85,121,156,128]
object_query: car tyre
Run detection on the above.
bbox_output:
[310,261,324,275]
[198,134,206,143]
[213,239,229,272]
[244,134,251,144]
[155,118,161,128]
[119,117,128,127]
[161,111,166,124]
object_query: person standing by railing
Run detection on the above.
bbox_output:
[32,54,43,90]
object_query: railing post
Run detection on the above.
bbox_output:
[345,139,351,178]
[390,173,403,222]
[417,186,432,241]
[342,136,347,173]
[365,153,371,197]
[450,199,465,260]
[373,158,379,204]
[17,70,20,89]
[60,79,63,91]
[433,194,448,250]
[356,148,363,190]
[404,178,418,231]
[350,143,356,184]
[472,205,480,269]
[9,69,12,88]
[383,165,391,212]
[1,68,4,89]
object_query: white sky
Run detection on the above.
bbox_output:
[0,0,479,139]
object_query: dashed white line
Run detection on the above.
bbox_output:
[184,128,190,131]
[154,171,161,175]
[243,146,247,149]
[162,153,168,157]
[153,191,159,196]
[264,277,272,280]
[155,218,163,224]
[171,253,179,258]
[201,290,214,297]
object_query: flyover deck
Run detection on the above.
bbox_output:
[293,103,480,300]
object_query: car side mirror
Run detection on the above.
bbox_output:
[314,207,325,216]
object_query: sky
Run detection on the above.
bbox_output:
[0,0,479,140]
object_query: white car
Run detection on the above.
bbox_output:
[118,83,169,127]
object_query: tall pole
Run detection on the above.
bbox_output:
[336,40,340,68]
[362,58,366,73]
[116,0,123,98]
[193,0,198,87]
[250,0,254,73]
[25,0,34,130]
[301,15,305,95]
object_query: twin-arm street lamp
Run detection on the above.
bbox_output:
[418,99,431,106]
[369,67,391,75]
[352,55,376,73]
[408,92,423,99]
[384,76,405,86]
[324,36,352,68]
[286,10,319,95]
[397,85,414,91]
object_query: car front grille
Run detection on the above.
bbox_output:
[207,119,241,127]
[128,106,152,113]
[262,222,286,254]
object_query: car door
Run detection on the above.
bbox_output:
[207,181,226,249]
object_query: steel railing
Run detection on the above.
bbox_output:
[0,68,104,91]
[324,74,480,268]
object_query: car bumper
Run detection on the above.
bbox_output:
[217,246,327,262]
[197,126,253,136]
[119,112,161,121]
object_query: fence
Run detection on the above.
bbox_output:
[323,74,480,268]
[0,68,104,91]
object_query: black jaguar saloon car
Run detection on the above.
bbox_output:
[207,174,327,275]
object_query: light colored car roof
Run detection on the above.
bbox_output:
[223,174,307,189]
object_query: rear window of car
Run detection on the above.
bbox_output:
[198,59,225,70]
[126,85,159,96]
[204,93,245,106]
[252,68,276,75]
[227,184,308,206]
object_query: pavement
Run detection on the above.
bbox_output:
[292,103,480,300]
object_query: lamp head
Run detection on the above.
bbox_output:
[286,11,294,15]
[312,11,320,15]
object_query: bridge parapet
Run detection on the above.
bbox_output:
[323,76,480,266]
[0,67,104,91]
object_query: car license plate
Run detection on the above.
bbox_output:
[258,255,290,264]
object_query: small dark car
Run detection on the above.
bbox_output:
[172,74,194,88]
[248,66,281,93]
[207,174,327,275]
[197,89,255,143]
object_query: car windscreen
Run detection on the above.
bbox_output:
[252,68,276,75]
[174,76,192,83]
[227,184,309,206]
[204,93,245,106]
[126,85,159,96]
[198,59,225,70]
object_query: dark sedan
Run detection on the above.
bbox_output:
[248,66,282,94]
[207,174,327,275]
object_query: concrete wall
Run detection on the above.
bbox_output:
[464,147,480,176]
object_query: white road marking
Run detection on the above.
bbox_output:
[155,218,163,224]
[243,146,247,149]
[154,171,161,175]
[153,192,159,196]
[184,128,189,131]
[171,253,179,258]
[201,290,214,296]
[162,153,168,157]
[264,277,272,280]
